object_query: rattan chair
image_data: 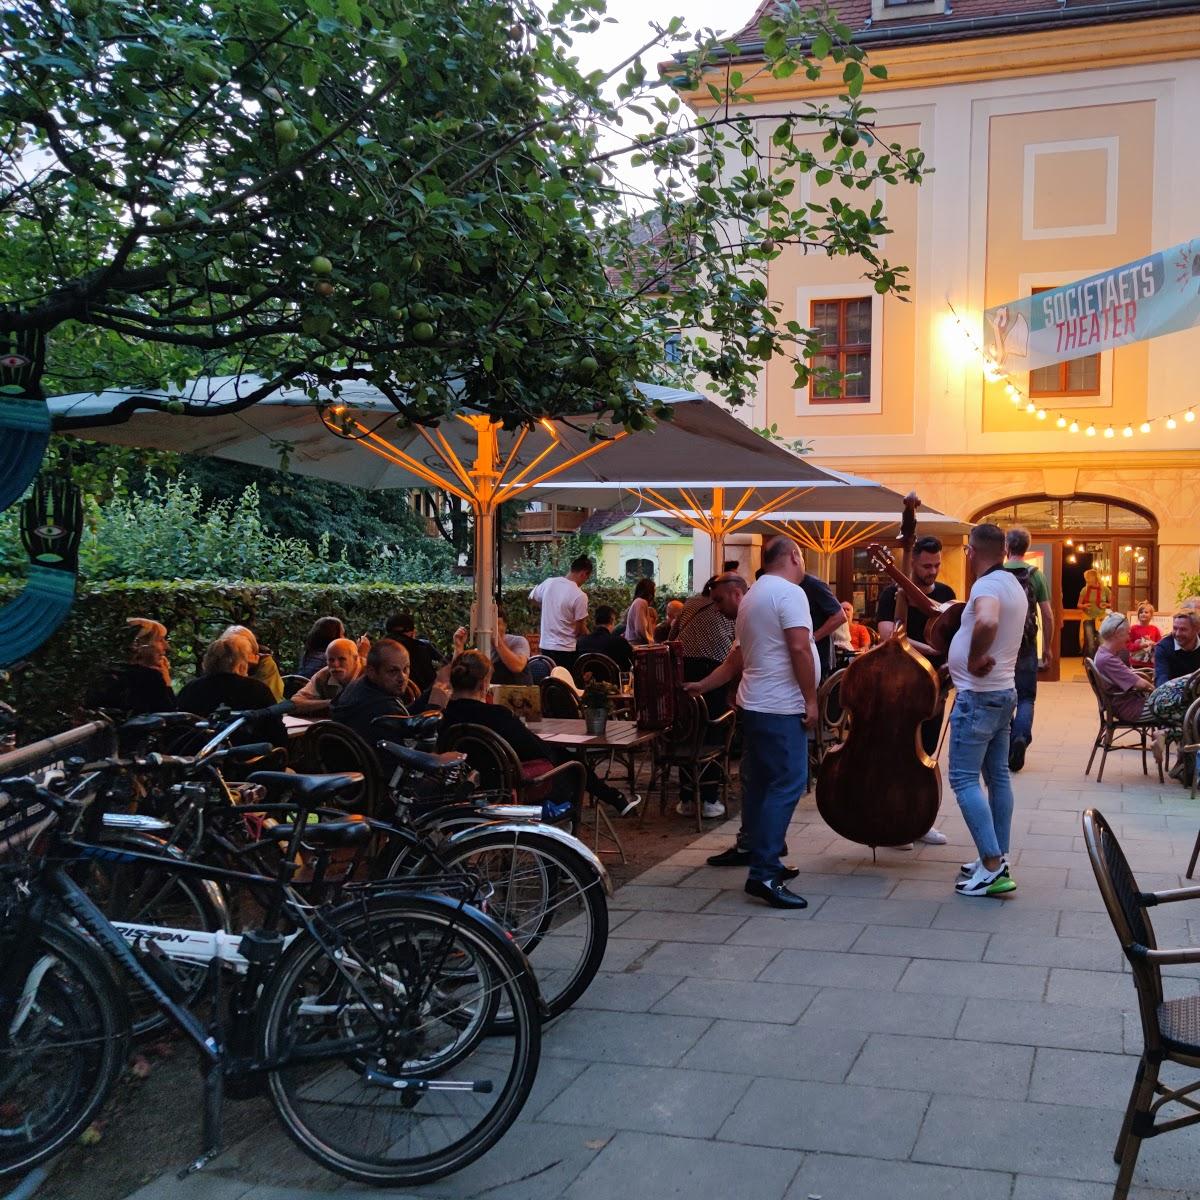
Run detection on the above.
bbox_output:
[573,652,621,687]
[526,655,555,684]
[289,719,381,817]
[540,677,582,718]
[647,690,736,831]
[281,673,310,699]
[1083,657,1163,784]
[814,667,848,764]
[1081,809,1200,1199]
[1182,697,1200,879]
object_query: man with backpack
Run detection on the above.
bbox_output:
[1002,527,1053,773]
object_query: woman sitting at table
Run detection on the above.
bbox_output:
[176,636,287,747]
[438,651,640,816]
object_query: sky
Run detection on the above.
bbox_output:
[552,0,762,206]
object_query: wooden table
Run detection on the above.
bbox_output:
[283,714,316,737]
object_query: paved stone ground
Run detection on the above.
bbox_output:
[126,679,1200,1200]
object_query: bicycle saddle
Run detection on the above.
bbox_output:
[245,771,364,802]
[267,813,372,848]
[376,741,466,776]
[120,711,203,734]
[370,713,441,738]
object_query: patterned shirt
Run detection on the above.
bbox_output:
[674,594,736,664]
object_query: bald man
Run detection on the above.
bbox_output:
[291,637,362,717]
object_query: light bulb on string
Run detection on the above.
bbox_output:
[1139,422,1151,434]
[1069,420,1079,433]
[1186,409,1196,423]
[1122,424,1133,438]
[1167,416,1178,430]
[1056,415,1067,428]
[1036,409,1047,420]
[1025,401,1036,414]
[1086,424,1097,436]
[1004,383,1017,398]
[1104,425,1115,438]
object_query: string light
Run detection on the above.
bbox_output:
[945,300,1197,437]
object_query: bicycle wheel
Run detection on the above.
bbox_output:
[78,833,227,1037]
[259,892,541,1186]
[0,919,130,1179]
[431,828,609,1025]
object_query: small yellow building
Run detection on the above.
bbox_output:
[685,0,1200,675]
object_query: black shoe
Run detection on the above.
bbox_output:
[745,878,808,909]
[707,842,789,868]
[1008,737,1027,773]
[779,865,800,882]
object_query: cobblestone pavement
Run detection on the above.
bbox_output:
[126,679,1200,1200]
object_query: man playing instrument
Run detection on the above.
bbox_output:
[874,534,953,847]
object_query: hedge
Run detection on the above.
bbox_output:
[1,579,678,737]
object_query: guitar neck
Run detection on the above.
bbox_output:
[879,562,941,618]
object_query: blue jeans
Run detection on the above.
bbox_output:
[949,689,1017,862]
[739,709,808,882]
[1010,648,1038,746]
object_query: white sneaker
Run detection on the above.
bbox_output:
[918,827,948,846]
[701,801,726,819]
[959,853,1009,876]
[955,862,1017,898]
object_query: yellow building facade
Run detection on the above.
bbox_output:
[687,4,1200,671]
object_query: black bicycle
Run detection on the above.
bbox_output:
[0,773,543,1187]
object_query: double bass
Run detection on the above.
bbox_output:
[866,543,966,657]
[814,497,943,850]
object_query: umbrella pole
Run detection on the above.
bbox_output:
[474,503,496,658]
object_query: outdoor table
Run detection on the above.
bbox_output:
[283,714,315,738]
[525,719,659,862]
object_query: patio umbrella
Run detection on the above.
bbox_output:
[47,377,848,651]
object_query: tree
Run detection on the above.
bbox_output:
[1,0,927,434]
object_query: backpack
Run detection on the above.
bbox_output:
[1005,565,1041,657]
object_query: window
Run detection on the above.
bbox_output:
[624,558,654,582]
[871,0,946,18]
[1028,287,1101,397]
[810,298,872,403]
[664,332,683,364]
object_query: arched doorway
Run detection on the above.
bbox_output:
[972,494,1158,678]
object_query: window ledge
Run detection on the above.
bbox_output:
[871,0,947,21]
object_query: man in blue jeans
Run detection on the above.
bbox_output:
[1002,526,1053,773]
[687,537,818,909]
[949,523,1029,898]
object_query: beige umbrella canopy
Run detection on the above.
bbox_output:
[48,376,851,650]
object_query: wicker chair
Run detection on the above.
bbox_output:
[1081,809,1200,1199]
[281,673,310,699]
[526,655,555,684]
[647,690,736,831]
[814,667,848,764]
[1182,697,1200,879]
[540,677,582,718]
[288,719,381,817]
[573,652,621,687]
[1083,657,1163,784]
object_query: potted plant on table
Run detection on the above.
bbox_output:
[581,678,616,736]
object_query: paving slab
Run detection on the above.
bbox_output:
[846,1032,1034,1099]
[758,947,911,990]
[956,996,1125,1050]
[800,986,966,1037]
[542,1009,711,1067]
[678,1019,867,1082]
[728,916,866,950]
[784,1153,1013,1200]
[651,977,819,1024]
[896,957,1048,1000]
[849,924,990,961]
[636,940,779,980]
[1028,1047,1136,1109]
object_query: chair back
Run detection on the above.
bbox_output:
[1081,808,1165,1048]
[661,690,706,754]
[574,652,621,687]
[540,677,581,718]
[439,722,523,797]
[526,655,555,684]
[281,674,309,699]
[289,719,381,816]
[1082,656,1115,723]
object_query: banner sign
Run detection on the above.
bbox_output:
[984,239,1200,373]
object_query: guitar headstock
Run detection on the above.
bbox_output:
[866,542,895,574]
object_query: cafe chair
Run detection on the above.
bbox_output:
[526,655,556,684]
[573,652,621,687]
[281,673,310,699]
[648,690,736,832]
[1081,809,1200,1200]
[1181,698,1200,878]
[1083,657,1162,784]
[289,719,381,817]
[541,677,582,719]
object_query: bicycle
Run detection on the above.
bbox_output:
[0,772,542,1187]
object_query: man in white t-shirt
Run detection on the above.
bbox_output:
[528,555,592,668]
[948,523,1029,898]
[688,537,817,909]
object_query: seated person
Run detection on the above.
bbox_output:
[490,607,531,684]
[655,599,685,643]
[222,625,285,700]
[86,617,177,717]
[623,577,657,646]
[831,601,871,652]
[332,637,450,750]
[176,636,286,746]
[297,616,344,678]
[291,637,362,717]
[385,611,446,692]
[437,650,640,816]
[575,605,634,670]
[1153,609,1200,685]
[1127,601,1161,668]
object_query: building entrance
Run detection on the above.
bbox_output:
[972,495,1157,680]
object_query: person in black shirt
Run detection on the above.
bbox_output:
[385,612,446,692]
[437,651,640,816]
[87,618,178,718]
[575,606,634,671]
[875,535,957,664]
[800,571,847,677]
[872,534,955,846]
[176,637,286,746]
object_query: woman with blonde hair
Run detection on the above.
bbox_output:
[1127,600,1161,667]
[1077,567,1111,658]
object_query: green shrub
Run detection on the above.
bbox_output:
[0,578,686,737]
[1177,572,1200,605]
